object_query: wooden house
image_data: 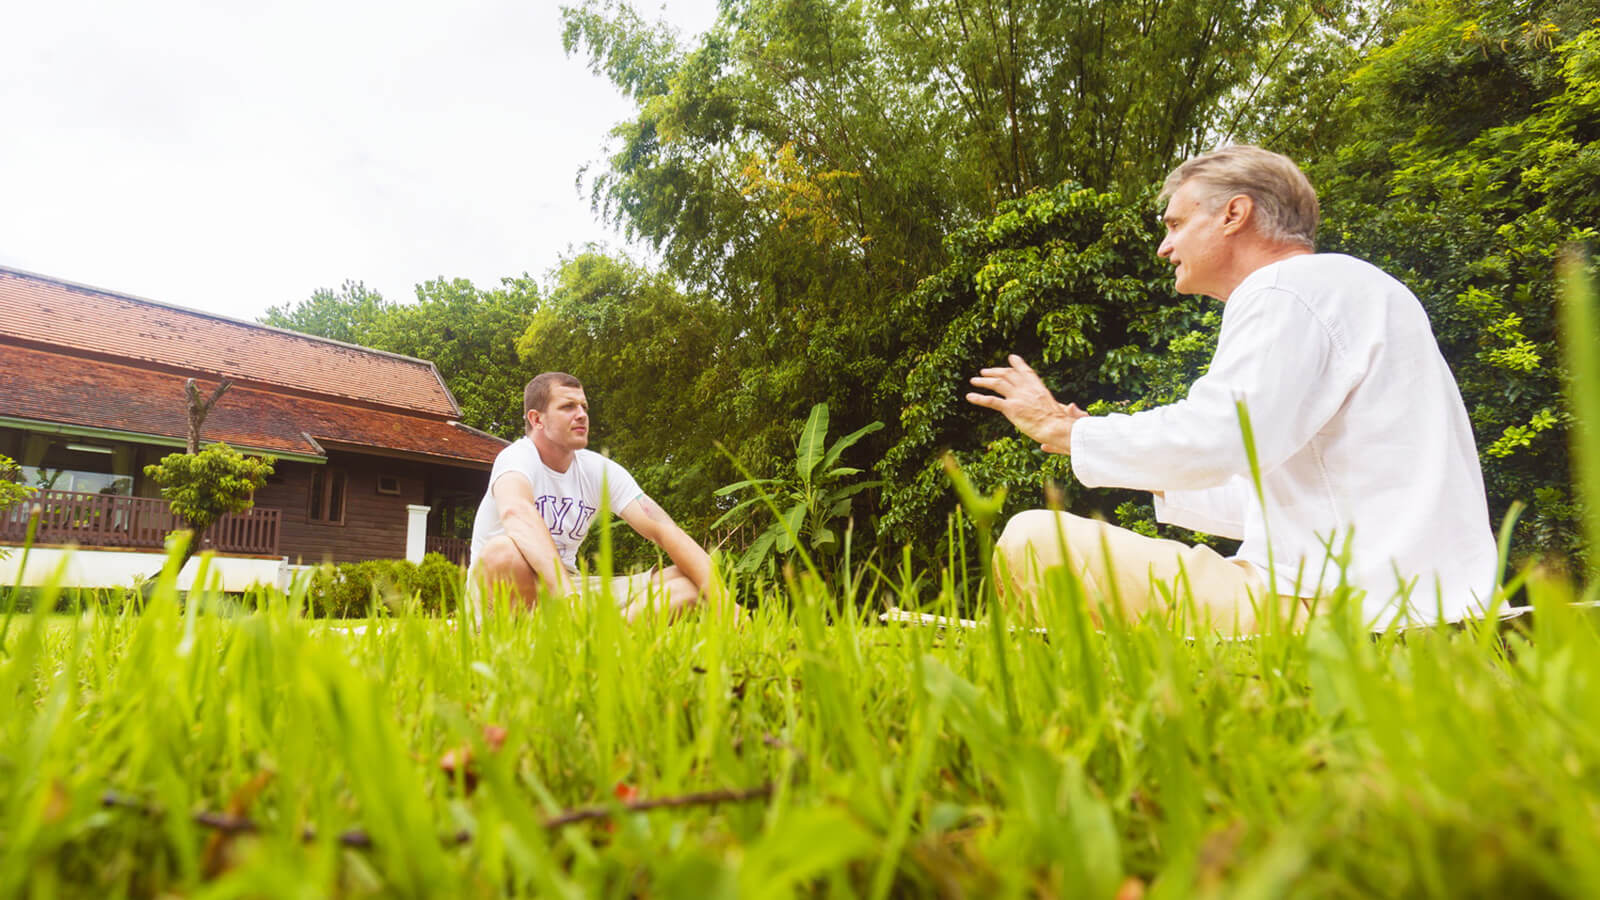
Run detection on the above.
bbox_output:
[0,266,506,587]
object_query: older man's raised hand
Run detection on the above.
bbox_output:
[966,354,1089,454]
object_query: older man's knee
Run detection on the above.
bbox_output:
[997,510,1066,567]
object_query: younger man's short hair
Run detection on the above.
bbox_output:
[524,371,583,419]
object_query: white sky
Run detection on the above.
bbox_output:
[1,0,721,321]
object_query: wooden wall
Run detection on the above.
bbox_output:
[254,451,489,565]
[0,427,491,565]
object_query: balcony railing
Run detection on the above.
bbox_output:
[425,535,470,567]
[0,489,281,556]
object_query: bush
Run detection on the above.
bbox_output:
[304,553,464,618]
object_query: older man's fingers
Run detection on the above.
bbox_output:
[966,392,1002,409]
[1008,354,1035,373]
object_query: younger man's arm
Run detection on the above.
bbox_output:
[492,475,568,595]
[619,496,712,589]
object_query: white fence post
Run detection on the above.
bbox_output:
[405,504,431,563]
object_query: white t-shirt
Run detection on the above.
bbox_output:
[469,439,644,573]
[1070,253,1497,625]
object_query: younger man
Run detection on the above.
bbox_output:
[469,372,710,621]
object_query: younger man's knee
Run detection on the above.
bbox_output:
[664,574,700,604]
[477,535,520,576]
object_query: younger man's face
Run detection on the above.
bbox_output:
[528,385,590,451]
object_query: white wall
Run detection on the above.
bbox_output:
[0,546,289,592]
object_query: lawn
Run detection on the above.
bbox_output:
[3,551,1599,898]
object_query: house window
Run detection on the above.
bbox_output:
[309,469,347,524]
[376,476,400,496]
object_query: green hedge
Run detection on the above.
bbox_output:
[304,553,464,618]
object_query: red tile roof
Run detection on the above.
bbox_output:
[0,267,458,417]
[0,344,505,466]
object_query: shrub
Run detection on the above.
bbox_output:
[304,554,464,618]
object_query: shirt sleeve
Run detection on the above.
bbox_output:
[487,443,537,498]
[1153,476,1253,539]
[1070,285,1357,493]
[601,458,645,514]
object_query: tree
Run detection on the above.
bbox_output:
[372,276,543,440]
[143,443,275,576]
[1271,0,1600,564]
[877,181,1218,552]
[516,250,729,534]
[0,454,36,561]
[559,0,1336,555]
[262,277,541,440]
[261,280,392,345]
[0,454,32,515]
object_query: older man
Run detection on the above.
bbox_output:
[469,371,710,621]
[967,145,1496,630]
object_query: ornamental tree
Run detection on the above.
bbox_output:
[143,442,275,574]
[0,454,32,515]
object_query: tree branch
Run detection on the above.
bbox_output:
[102,782,774,847]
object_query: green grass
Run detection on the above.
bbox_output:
[2,548,1599,898]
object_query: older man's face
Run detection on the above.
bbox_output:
[1157,180,1232,300]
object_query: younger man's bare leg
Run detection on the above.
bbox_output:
[620,565,702,623]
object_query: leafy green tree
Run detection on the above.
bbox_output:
[261,280,392,346]
[560,0,1330,528]
[0,454,37,561]
[877,181,1218,552]
[261,277,540,439]
[144,443,275,574]
[1283,0,1600,564]
[712,402,883,573]
[516,251,728,535]
[376,276,542,439]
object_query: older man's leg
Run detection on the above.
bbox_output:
[994,509,1274,633]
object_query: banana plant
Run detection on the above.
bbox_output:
[714,403,883,573]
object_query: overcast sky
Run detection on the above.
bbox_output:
[1,0,720,322]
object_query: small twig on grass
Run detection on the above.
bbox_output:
[102,782,774,847]
[541,784,774,827]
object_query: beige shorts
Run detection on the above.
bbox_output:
[570,571,659,607]
[464,568,664,625]
[994,509,1307,633]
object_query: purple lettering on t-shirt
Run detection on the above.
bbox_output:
[543,497,574,535]
[530,495,602,544]
[570,502,598,541]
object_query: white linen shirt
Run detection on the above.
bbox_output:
[1069,253,1497,624]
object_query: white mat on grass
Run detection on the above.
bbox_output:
[879,602,1600,634]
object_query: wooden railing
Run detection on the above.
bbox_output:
[425,535,470,567]
[0,490,280,556]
